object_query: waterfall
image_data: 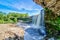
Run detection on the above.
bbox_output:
[32,9,45,28]
[32,9,46,36]
[24,9,46,40]
[40,9,45,26]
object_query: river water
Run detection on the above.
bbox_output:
[24,9,46,40]
[17,9,54,40]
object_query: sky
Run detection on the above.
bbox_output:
[0,0,43,16]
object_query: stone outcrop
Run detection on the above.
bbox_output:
[33,0,60,15]
[0,24,24,40]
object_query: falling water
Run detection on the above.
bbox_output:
[24,9,46,40]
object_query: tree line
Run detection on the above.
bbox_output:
[0,12,30,24]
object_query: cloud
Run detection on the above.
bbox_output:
[0,0,42,16]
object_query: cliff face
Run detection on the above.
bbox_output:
[33,0,60,15]
[33,0,60,38]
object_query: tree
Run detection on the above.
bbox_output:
[0,12,29,23]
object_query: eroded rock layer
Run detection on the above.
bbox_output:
[33,0,60,15]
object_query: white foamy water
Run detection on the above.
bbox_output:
[16,9,46,40]
[24,9,46,40]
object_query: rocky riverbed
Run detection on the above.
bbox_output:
[0,24,24,40]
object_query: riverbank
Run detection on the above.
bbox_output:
[0,24,24,40]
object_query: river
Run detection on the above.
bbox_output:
[17,9,55,40]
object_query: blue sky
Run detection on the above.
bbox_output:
[0,0,43,16]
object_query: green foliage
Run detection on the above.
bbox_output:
[0,20,4,24]
[44,7,53,14]
[44,7,60,38]
[0,12,29,24]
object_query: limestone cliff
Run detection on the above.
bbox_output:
[33,0,60,15]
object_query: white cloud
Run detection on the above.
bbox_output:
[0,0,43,16]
